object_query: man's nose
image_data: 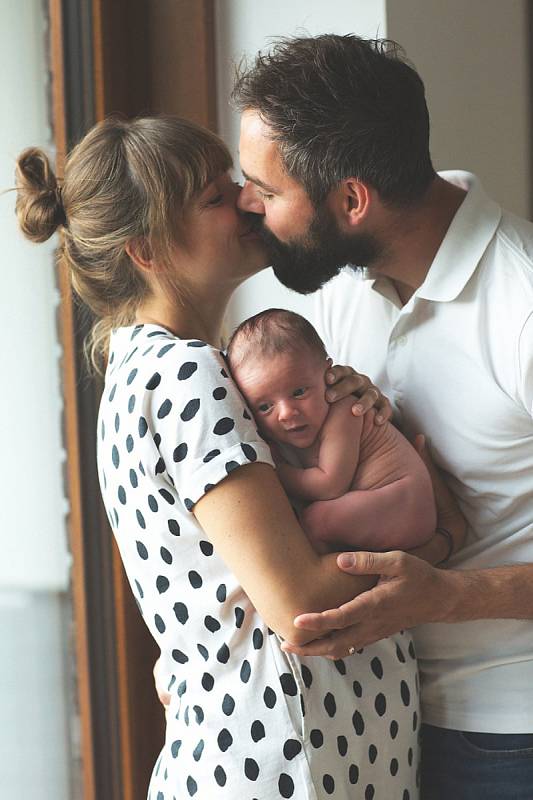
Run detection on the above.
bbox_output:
[237,181,265,215]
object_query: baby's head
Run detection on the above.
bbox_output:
[227,309,331,449]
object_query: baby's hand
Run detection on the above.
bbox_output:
[325,364,392,425]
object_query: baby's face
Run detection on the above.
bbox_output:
[232,348,330,449]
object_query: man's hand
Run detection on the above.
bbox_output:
[325,364,392,424]
[281,550,451,659]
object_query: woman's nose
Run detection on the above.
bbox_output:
[237,181,265,215]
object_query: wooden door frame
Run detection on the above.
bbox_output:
[49,2,218,798]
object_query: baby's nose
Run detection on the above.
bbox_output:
[278,401,299,421]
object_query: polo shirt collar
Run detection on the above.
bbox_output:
[366,171,502,304]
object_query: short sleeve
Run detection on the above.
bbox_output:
[147,344,274,510]
[518,311,533,417]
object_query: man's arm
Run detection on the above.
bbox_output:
[280,555,533,658]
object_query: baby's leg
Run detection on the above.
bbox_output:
[301,476,436,551]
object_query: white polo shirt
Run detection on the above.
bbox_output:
[314,171,533,733]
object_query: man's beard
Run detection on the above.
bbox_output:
[258,203,382,294]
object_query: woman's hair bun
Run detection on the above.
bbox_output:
[15,147,66,242]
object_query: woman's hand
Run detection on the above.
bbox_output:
[280,435,467,658]
[153,657,171,713]
[325,364,392,424]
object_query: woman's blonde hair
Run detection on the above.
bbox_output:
[15,116,232,371]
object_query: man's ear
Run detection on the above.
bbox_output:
[125,237,154,272]
[330,178,371,230]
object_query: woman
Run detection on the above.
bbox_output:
[15,116,461,799]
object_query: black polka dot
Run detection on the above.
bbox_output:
[158,488,174,505]
[135,509,146,529]
[148,494,159,512]
[216,644,230,663]
[114,412,120,432]
[214,765,226,786]
[323,774,335,795]
[172,649,188,664]
[154,614,165,633]
[199,540,213,556]
[225,460,239,474]
[155,456,166,475]
[160,546,172,564]
[186,775,197,796]
[396,643,406,663]
[349,763,359,784]
[171,739,181,758]
[243,409,251,420]
[156,575,169,593]
[126,434,134,453]
[241,443,257,462]
[201,672,214,691]
[401,680,411,706]
[375,692,387,716]
[324,692,336,717]
[178,362,198,380]
[127,368,137,385]
[168,519,180,536]
[184,498,194,511]
[213,417,234,435]
[197,644,208,661]
[263,686,277,708]
[213,387,227,400]
[173,442,188,462]
[173,602,188,624]
[204,615,220,633]
[251,720,265,741]
[408,640,416,659]
[193,705,204,724]
[157,343,175,358]
[403,792,411,800]
[352,710,365,735]
[222,693,235,716]
[283,739,302,760]
[112,445,120,468]
[278,773,295,798]
[138,417,148,437]
[136,541,148,560]
[336,735,348,756]
[181,399,201,421]
[252,628,264,649]
[365,785,375,800]
[234,607,245,628]
[301,665,313,688]
[129,469,138,488]
[390,757,399,776]
[390,719,399,739]
[217,728,232,752]
[369,743,378,764]
[189,571,203,588]
[412,710,418,731]
[280,673,297,696]
[334,659,347,675]
[134,579,143,599]
[128,394,136,413]
[370,656,383,679]
[157,399,172,419]
[240,660,251,683]
[216,583,226,602]
[408,746,414,766]
[177,680,186,697]
[109,384,117,401]
[244,757,259,781]
[310,729,324,748]
[154,433,161,447]
[146,372,161,390]
[138,461,145,475]
[353,680,362,697]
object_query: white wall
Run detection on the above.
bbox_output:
[0,2,69,591]
[215,0,387,331]
[387,0,530,218]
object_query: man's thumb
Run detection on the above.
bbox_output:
[337,550,398,575]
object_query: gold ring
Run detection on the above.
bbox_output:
[348,646,356,655]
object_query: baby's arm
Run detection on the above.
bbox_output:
[277,397,363,501]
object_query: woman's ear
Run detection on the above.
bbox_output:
[125,237,153,272]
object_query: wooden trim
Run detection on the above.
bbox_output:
[49,1,96,798]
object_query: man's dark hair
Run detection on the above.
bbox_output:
[233,34,435,207]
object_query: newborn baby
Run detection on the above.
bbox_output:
[227,308,436,553]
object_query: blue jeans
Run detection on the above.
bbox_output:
[421,724,533,799]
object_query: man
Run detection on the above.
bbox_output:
[233,34,533,799]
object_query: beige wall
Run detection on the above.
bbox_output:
[387,0,530,217]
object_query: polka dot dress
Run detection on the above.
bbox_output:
[97,324,420,799]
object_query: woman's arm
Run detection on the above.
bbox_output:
[277,398,362,501]
[194,462,375,647]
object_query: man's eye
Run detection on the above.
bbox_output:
[258,190,274,201]
[293,387,306,397]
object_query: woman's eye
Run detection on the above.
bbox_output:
[207,193,223,206]
[293,387,306,397]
